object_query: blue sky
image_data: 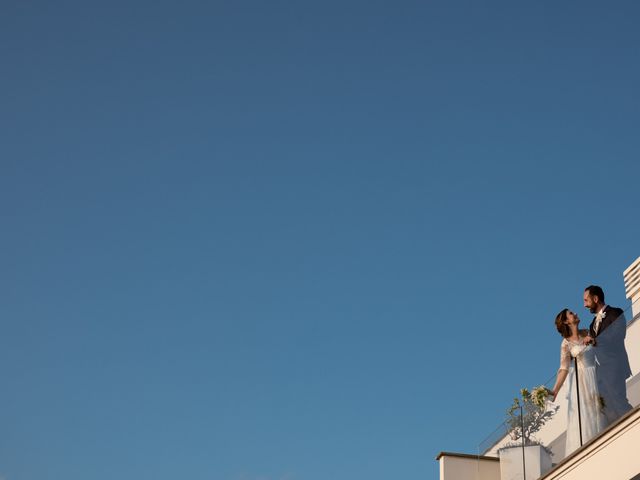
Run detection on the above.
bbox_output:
[1,1,639,479]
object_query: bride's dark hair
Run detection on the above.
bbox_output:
[555,309,572,338]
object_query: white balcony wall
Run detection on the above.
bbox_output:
[437,453,499,480]
[541,407,640,480]
[626,311,640,377]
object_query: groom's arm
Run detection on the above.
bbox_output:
[598,307,624,336]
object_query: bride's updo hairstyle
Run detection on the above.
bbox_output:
[555,309,571,338]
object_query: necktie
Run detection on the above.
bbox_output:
[594,310,606,334]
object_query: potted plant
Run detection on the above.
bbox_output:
[498,386,558,480]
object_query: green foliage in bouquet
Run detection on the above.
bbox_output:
[505,386,559,448]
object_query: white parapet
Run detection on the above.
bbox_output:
[626,299,640,379]
[436,452,500,480]
[540,407,640,480]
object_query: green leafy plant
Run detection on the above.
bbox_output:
[503,386,559,450]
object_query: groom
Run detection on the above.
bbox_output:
[584,285,633,425]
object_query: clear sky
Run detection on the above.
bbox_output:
[1,1,639,479]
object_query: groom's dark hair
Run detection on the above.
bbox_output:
[585,285,605,303]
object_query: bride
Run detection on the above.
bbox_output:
[550,309,606,455]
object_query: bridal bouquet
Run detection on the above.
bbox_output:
[531,385,552,409]
[505,385,559,448]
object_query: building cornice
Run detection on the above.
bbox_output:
[435,451,499,461]
[624,256,640,300]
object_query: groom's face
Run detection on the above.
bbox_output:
[583,291,599,313]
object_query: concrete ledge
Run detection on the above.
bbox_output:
[436,451,499,461]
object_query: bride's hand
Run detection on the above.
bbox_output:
[583,335,594,346]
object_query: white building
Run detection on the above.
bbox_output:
[437,256,640,480]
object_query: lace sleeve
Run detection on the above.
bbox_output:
[559,340,571,372]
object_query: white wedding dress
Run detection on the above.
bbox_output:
[559,338,606,455]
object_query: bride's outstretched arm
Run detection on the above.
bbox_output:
[551,341,571,401]
[551,369,568,402]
